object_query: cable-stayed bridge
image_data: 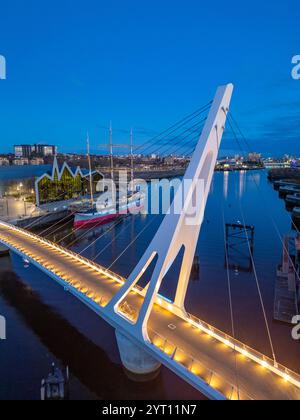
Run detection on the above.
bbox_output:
[1,84,300,400]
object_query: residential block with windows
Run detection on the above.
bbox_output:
[14,144,57,158]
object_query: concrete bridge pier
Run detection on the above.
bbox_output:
[115,330,161,380]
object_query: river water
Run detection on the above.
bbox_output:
[0,170,299,400]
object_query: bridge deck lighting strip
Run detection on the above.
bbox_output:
[0,221,300,391]
[186,317,300,390]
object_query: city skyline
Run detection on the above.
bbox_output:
[0,0,299,156]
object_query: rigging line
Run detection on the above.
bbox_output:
[137,112,210,156]
[229,111,300,237]
[133,101,213,154]
[105,216,157,272]
[227,117,277,364]
[227,113,300,297]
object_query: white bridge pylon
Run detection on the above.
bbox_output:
[105,84,234,340]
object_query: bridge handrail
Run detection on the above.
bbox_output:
[1,220,299,391]
[0,221,126,286]
[148,328,253,400]
[186,313,300,387]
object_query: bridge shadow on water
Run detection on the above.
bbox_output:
[0,268,203,400]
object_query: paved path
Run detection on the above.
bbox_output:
[0,222,300,400]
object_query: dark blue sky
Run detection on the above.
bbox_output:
[0,0,299,156]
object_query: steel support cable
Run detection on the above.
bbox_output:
[144,117,207,157]
[25,103,210,230]
[39,195,99,236]
[55,210,127,247]
[165,126,206,157]
[229,111,300,236]
[105,216,157,272]
[133,102,212,155]
[138,102,211,150]
[149,119,206,159]
[227,113,300,312]
[40,108,209,245]
[23,189,75,230]
[129,106,210,158]
[238,199,277,365]
[155,119,207,157]
[66,214,129,249]
[222,207,240,400]
[49,123,205,247]
[41,202,95,238]
[25,107,207,235]
[227,117,277,364]
[83,214,142,260]
[138,111,210,156]
[216,122,240,399]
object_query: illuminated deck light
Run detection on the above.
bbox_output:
[2,222,300,394]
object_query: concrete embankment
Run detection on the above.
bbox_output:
[102,168,186,181]
[11,209,71,229]
[268,168,300,181]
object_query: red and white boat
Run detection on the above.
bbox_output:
[73,192,145,228]
[73,128,145,229]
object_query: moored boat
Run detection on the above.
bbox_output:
[279,185,300,198]
[74,128,145,229]
[286,194,300,208]
[41,363,69,401]
[292,207,300,221]
[74,192,145,228]
[273,180,300,191]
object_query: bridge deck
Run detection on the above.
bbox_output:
[0,222,300,400]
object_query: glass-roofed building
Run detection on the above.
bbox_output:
[35,156,103,206]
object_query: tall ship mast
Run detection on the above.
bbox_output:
[130,128,134,187]
[73,125,145,229]
[109,122,114,184]
[86,133,94,208]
